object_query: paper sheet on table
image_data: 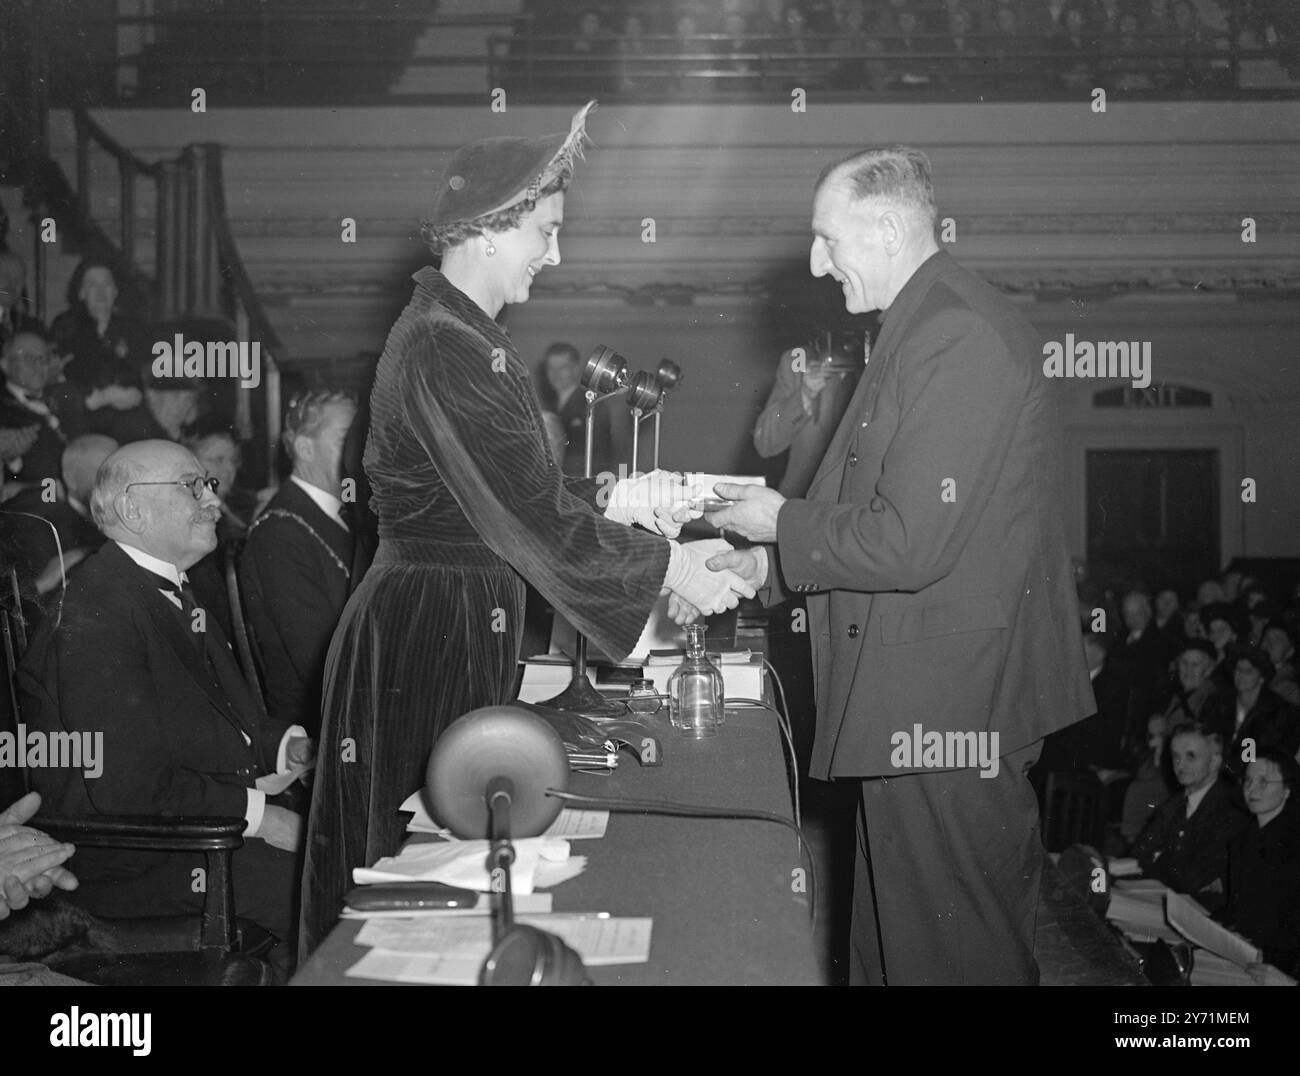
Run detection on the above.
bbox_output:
[352,837,574,894]
[1105,881,1183,943]
[398,791,608,840]
[340,893,553,919]
[1190,950,1258,987]
[348,915,652,983]
[1107,857,1141,878]
[1166,891,1262,967]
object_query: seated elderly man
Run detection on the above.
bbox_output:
[16,440,312,967]
[240,391,357,736]
[1161,637,1221,727]
[1130,720,1248,912]
[1,328,85,491]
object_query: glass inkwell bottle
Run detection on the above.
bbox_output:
[666,624,725,737]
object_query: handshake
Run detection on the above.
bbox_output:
[660,538,768,626]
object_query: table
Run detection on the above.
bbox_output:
[292,705,821,985]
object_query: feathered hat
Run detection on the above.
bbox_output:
[426,101,596,228]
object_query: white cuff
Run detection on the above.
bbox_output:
[276,725,307,774]
[245,789,267,837]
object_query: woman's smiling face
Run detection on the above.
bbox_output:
[488,192,564,307]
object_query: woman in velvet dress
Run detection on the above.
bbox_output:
[299,104,751,955]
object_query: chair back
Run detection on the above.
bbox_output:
[1043,769,1107,852]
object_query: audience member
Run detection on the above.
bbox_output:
[1,328,85,491]
[16,439,311,970]
[753,338,859,497]
[1221,750,1300,977]
[186,424,258,542]
[1130,721,1248,911]
[1110,589,1172,733]
[1106,9,1159,91]
[1160,636,1220,730]
[241,391,357,736]
[0,433,115,599]
[1152,586,1185,648]
[534,341,612,476]
[1120,711,1175,848]
[1036,630,1129,773]
[1205,644,1300,780]
[1261,619,1300,706]
[48,261,149,438]
[1199,600,1244,691]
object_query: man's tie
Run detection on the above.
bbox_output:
[143,569,207,660]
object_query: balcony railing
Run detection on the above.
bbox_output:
[34,6,1300,106]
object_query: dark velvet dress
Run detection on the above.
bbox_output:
[299,268,670,954]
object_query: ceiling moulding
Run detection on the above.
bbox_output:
[256,265,1300,301]
[228,212,1300,239]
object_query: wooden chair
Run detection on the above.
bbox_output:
[0,572,277,986]
[1043,769,1108,852]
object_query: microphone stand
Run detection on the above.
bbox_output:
[542,348,629,718]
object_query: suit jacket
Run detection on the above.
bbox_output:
[0,390,68,486]
[16,541,288,911]
[773,251,1095,779]
[1207,687,1300,778]
[239,479,353,734]
[1131,779,1249,911]
[1223,802,1300,975]
[536,380,613,478]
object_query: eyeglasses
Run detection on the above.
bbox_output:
[126,475,220,500]
[1243,775,1284,789]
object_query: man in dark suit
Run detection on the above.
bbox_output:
[240,390,357,735]
[1111,589,1174,729]
[0,329,84,490]
[1131,721,1248,912]
[16,440,312,964]
[706,146,1094,984]
[535,341,613,477]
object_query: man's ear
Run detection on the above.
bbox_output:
[879,209,907,254]
[113,491,146,536]
[293,434,315,462]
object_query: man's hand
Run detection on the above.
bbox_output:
[704,483,786,544]
[285,736,315,770]
[85,384,142,412]
[0,792,77,898]
[802,364,831,398]
[663,539,756,616]
[705,546,769,592]
[256,805,303,853]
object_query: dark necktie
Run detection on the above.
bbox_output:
[143,569,207,660]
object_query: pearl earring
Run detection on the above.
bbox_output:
[485,241,496,256]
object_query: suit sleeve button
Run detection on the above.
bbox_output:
[847,624,859,638]
[847,452,858,466]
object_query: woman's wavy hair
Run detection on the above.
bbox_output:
[419,170,572,256]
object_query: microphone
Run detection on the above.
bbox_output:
[426,705,590,986]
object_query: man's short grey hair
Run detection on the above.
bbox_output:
[90,454,145,530]
[817,146,938,228]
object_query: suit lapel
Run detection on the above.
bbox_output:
[282,480,353,568]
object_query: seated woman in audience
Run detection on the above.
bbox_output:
[48,260,149,439]
[1205,644,1300,780]
[1220,750,1300,978]
[1130,721,1248,911]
